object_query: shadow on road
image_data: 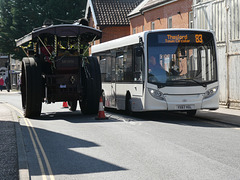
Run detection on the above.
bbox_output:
[21,124,127,176]
[38,110,120,123]
[32,106,240,128]
[104,108,239,128]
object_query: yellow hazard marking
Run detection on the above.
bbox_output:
[5,103,55,180]
[24,118,47,180]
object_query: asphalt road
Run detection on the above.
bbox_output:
[1,93,240,180]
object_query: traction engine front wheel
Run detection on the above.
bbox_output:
[68,100,77,111]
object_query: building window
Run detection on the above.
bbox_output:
[189,11,193,28]
[133,28,136,34]
[151,22,155,30]
[168,17,172,28]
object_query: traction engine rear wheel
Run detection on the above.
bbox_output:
[80,56,102,114]
[21,57,42,118]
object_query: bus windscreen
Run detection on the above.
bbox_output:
[147,31,217,87]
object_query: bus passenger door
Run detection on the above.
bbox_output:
[110,54,116,107]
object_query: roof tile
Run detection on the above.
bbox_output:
[92,0,143,26]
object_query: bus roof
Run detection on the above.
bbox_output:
[91,28,214,54]
[15,24,102,47]
[91,32,145,54]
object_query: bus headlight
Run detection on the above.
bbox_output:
[204,87,218,99]
[148,88,166,101]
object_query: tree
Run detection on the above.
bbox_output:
[0,0,87,58]
[0,0,15,54]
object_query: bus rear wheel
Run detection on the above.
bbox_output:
[125,94,132,115]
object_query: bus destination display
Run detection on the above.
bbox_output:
[159,33,203,44]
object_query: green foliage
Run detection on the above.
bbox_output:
[0,0,87,58]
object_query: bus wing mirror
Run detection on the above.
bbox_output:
[135,47,143,57]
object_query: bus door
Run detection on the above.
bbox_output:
[110,53,116,107]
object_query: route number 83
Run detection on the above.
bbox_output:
[195,34,203,43]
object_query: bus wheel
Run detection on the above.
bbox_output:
[125,95,132,115]
[68,100,77,111]
[21,57,42,118]
[80,56,101,114]
[187,110,197,116]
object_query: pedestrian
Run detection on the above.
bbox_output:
[5,76,10,92]
[0,76,4,91]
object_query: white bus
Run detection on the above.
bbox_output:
[92,29,219,116]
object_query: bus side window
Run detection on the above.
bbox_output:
[134,47,143,82]
[106,56,112,82]
[116,55,124,82]
[123,48,133,82]
[99,53,112,82]
[111,55,116,82]
[100,58,106,82]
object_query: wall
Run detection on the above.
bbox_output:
[193,0,240,108]
[88,13,130,44]
[100,26,130,43]
[130,0,192,34]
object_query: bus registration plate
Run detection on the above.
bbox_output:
[177,105,195,110]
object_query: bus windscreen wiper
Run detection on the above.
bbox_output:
[180,79,207,87]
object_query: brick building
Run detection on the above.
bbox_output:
[128,0,193,34]
[85,0,143,44]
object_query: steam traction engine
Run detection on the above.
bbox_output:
[15,22,102,118]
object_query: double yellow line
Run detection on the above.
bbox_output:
[6,103,55,180]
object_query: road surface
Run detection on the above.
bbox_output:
[1,92,240,180]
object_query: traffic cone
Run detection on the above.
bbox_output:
[63,101,68,108]
[95,96,108,120]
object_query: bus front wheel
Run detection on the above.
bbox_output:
[187,110,197,116]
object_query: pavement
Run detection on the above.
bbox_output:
[0,90,240,179]
[0,90,29,180]
[196,105,240,127]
